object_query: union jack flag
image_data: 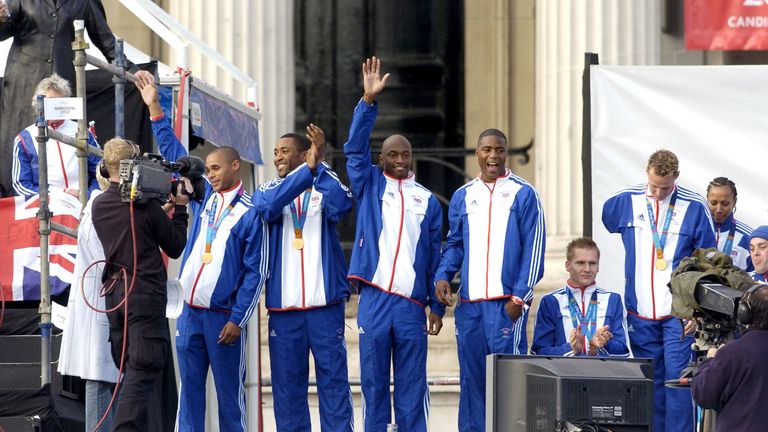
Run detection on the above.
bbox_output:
[0,192,81,301]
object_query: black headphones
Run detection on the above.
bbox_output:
[98,141,141,180]
[737,283,766,325]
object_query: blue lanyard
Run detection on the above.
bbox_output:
[205,187,244,253]
[717,220,737,256]
[566,287,599,353]
[645,190,677,261]
[289,189,312,238]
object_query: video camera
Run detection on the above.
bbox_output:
[669,248,760,351]
[118,153,206,204]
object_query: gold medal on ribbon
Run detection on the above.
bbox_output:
[202,252,213,264]
[292,237,305,250]
[293,227,305,250]
[655,258,667,271]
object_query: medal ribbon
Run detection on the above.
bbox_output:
[716,220,737,256]
[289,189,313,240]
[645,190,677,263]
[204,187,245,255]
[566,287,599,354]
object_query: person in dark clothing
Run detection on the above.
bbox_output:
[0,0,151,195]
[91,137,189,431]
[691,284,768,432]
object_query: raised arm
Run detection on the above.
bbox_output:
[254,135,323,222]
[136,78,188,162]
[306,123,353,221]
[343,57,390,198]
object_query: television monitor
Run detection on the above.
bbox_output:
[486,355,653,432]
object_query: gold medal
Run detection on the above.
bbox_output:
[292,237,304,250]
[202,252,213,264]
[655,258,667,271]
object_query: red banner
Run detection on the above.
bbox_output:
[685,0,768,50]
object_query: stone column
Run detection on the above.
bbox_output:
[534,0,662,288]
[167,0,294,182]
[464,0,536,182]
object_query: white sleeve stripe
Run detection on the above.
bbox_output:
[12,143,37,196]
[526,188,545,290]
[238,217,269,326]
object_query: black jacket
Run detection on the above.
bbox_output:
[0,0,134,193]
[91,183,188,295]
[691,328,768,432]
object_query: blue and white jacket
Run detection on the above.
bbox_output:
[602,184,716,320]
[255,162,353,310]
[343,99,444,315]
[531,283,629,357]
[435,170,545,304]
[714,214,753,272]
[13,120,100,196]
[152,115,267,327]
[750,272,767,283]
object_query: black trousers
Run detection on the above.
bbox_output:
[106,284,178,432]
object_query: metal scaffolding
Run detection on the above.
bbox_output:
[36,20,136,387]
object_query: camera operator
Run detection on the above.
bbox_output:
[691,284,768,431]
[92,137,190,431]
[748,226,768,283]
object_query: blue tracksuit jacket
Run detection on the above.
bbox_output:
[256,162,353,310]
[531,284,629,357]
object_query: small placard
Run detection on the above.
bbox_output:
[51,301,68,330]
[44,97,83,120]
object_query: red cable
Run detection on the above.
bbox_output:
[0,282,5,330]
[83,199,139,432]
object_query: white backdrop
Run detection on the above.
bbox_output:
[590,65,768,297]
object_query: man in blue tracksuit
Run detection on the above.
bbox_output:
[138,79,267,432]
[602,149,716,432]
[749,226,768,283]
[434,128,546,432]
[12,74,101,197]
[344,57,444,432]
[531,237,629,357]
[254,125,354,431]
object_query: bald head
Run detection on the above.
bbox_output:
[380,134,412,179]
[208,146,241,164]
[382,134,412,153]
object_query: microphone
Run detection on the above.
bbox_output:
[171,155,205,179]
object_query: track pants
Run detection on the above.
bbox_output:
[268,302,353,432]
[628,314,694,432]
[455,299,528,432]
[176,304,247,432]
[357,285,429,432]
